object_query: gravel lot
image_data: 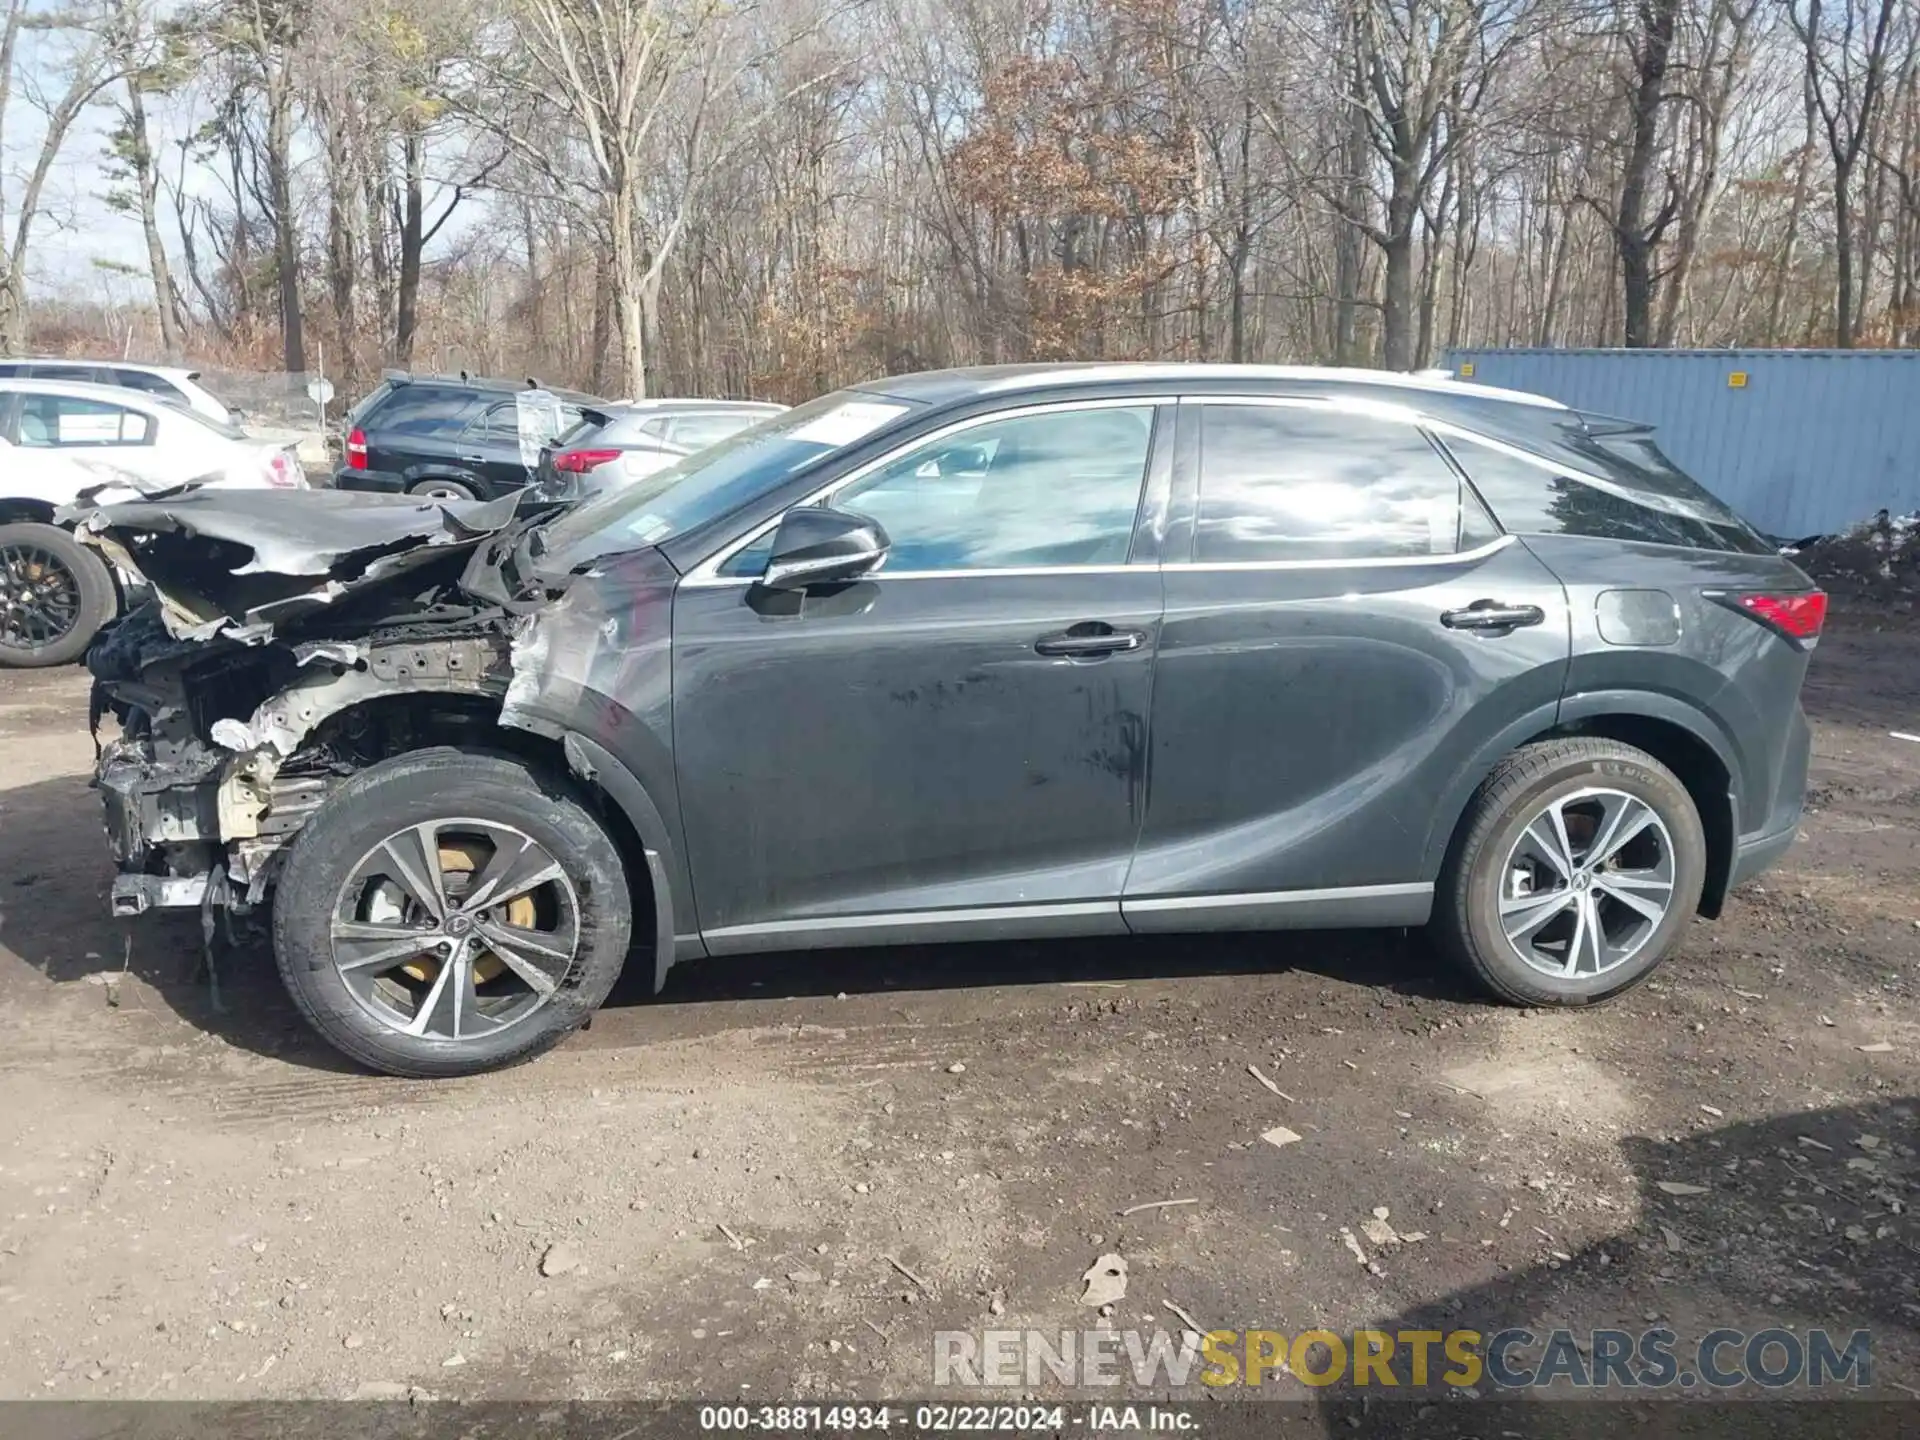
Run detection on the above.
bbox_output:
[0,604,1915,1407]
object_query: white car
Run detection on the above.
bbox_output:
[0,384,303,668]
[0,378,302,493]
[0,358,238,425]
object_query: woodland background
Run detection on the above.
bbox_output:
[4,0,1918,402]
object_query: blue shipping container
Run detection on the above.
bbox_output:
[1440,347,1920,540]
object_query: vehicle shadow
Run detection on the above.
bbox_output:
[0,766,1480,1076]
[1303,1095,1919,1435]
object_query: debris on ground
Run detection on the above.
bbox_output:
[1247,1064,1296,1101]
[1260,1126,1302,1148]
[538,1244,581,1278]
[1078,1254,1127,1307]
[1655,1181,1709,1196]
[1118,1197,1198,1217]
[885,1255,930,1294]
[1361,1206,1400,1248]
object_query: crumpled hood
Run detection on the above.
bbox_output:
[65,487,523,641]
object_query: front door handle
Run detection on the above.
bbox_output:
[1035,622,1148,658]
[1441,601,1546,631]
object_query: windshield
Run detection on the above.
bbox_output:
[538,390,917,558]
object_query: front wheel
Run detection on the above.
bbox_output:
[272,749,634,1077]
[1434,738,1706,1006]
[0,522,117,668]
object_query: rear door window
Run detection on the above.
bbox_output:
[16,394,154,446]
[1438,431,1773,555]
[375,387,476,437]
[1193,403,1491,563]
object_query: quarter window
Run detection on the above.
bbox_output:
[826,405,1157,572]
[109,368,188,402]
[1440,431,1771,555]
[15,394,154,447]
[669,413,756,449]
[1194,405,1482,563]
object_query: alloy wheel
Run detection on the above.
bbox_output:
[330,820,580,1040]
[1497,786,1676,978]
[0,541,81,652]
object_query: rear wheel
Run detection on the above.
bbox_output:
[0,522,116,668]
[1434,738,1706,1006]
[273,749,633,1077]
[408,477,480,502]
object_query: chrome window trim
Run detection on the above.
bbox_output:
[679,391,1548,589]
[682,396,1174,586]
[1166,533,1515,573]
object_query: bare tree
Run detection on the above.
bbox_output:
[1788,0,1900,346]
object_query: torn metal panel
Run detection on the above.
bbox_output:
[66,488,525,637]
[213,634,512,839]
[66,487,520,575]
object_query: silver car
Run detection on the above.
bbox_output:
[532,399,787,501]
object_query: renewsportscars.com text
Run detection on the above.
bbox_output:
[932,1326,1873,1390]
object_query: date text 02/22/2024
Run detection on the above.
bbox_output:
[697,1405,1192,1432]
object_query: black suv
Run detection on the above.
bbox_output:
[333,373,599,501]
[82,364,1819,1078]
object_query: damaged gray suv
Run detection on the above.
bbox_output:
[76,365,1820,1077]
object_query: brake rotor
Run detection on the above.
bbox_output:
[396,841,532,984]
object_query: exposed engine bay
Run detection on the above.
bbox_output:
[72,487,570,918]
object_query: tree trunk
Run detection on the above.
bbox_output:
[266,70,304,372]
[124,80,186,358]
[1616,0,1680,348]
[589,243,612,397]
[609,186,646,398]
[1333,79,1370,366]
[324,107,358,372]
[1836,165,1857,346]
[0,268,25,354]
[1380,168,1417,371]
[395,123,425,364]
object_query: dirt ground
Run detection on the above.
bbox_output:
[0,604,1916,1411]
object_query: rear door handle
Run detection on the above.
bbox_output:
[1035,622,1148,657]
[1441,601,1546,631]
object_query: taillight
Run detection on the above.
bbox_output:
[1724,590,1828,645]
[552,448,619,474]
[346,427,368,470]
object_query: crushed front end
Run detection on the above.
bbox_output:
[74,488,531,916]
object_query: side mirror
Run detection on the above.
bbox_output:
[761,506,888,590]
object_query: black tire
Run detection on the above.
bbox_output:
[273,748,633,1078]
[0,521,117,668]
[407,477,480,501]
[1433,737,1706,1007]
